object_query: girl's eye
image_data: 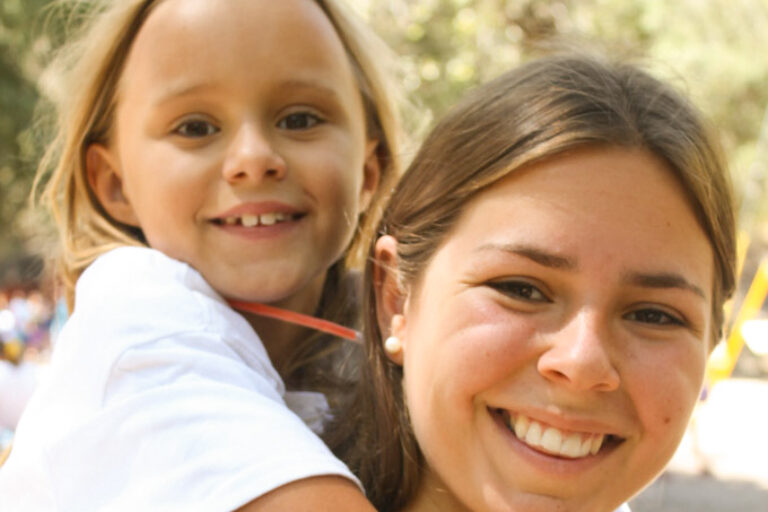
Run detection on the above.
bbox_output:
[625,308,685,327]
[487,280,550,303]
[277,112,322,130]
[173,119,219,138]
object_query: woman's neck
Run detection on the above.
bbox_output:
[402,469,469,512]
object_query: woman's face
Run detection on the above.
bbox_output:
[382,147,714,512]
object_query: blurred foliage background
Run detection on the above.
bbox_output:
[1,0,767,286]
[353,0,768,250]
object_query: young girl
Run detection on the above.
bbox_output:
[0,0,403,510]
[332,54,736,511]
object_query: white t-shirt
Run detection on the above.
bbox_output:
[0,361,44,430]
[0,247,358,511]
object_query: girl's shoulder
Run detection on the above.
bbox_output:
[82,246,214,297]
[67,246,277,381]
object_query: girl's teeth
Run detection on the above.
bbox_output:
[260,213,277,226]
[241,214,259,227]
[224,212,292,227]
[506,412,607,458]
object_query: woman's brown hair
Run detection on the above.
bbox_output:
[328,53,737,511]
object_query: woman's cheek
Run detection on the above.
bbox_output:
[626,339,706,444]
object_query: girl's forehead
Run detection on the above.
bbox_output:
[122,0,358,98]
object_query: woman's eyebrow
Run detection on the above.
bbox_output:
[475,244,707,298]
[475,243,577,270]
[622,271,706,299]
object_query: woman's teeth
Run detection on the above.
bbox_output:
[221,212,293,227]
[506,412,605,458]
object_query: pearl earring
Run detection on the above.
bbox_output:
[384,335,402,355]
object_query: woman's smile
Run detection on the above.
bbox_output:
[490,408,621,459]
[393,146,713,511]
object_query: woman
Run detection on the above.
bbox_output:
[329,54,736,512]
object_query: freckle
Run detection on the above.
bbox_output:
[663,416,671,425]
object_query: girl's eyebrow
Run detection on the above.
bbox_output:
[151,79,341,106]
[278,79,341,100]
[475,242,576,270]
[151,82,217,105]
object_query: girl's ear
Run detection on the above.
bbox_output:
[358,139,381,213]
[374,234,406,365]
[86,144,140,227]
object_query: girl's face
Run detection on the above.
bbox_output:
[384,147,714,512]
[89,0,378,312]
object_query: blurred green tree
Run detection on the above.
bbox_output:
[355,0,768,225]
[0,0,56,285]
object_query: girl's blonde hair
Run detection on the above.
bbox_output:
[34,0,405,311]
[329,53,737,511]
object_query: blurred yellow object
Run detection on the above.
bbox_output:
[707,258,768,387]
[0,443,10,467]
[1,339,24,365]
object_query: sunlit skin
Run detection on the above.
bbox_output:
[87,0,379,362]
[379,147,714,512]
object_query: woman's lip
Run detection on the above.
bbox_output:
[494,404,624,437]
[488,407,624,470]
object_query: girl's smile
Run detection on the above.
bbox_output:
[209,201,305,238]
[87,0,380,313]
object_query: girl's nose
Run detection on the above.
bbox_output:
[222,123,287,183]
[537,311,621,392]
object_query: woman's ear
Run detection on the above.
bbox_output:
[358,139,381,213]
[374,234,406,365]
[85,144,140,227]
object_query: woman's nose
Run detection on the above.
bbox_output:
[221,123,287,183]
[537,311,621,392]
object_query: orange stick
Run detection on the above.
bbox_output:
[227,300,361,342]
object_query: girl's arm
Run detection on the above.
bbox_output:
[239,476,376,511]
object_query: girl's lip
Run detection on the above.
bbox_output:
[212,201,304,220]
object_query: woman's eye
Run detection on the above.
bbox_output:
[278,112,322,130]
[625,308,685,327]
[173,120,219,138]
[487,280,550,303]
